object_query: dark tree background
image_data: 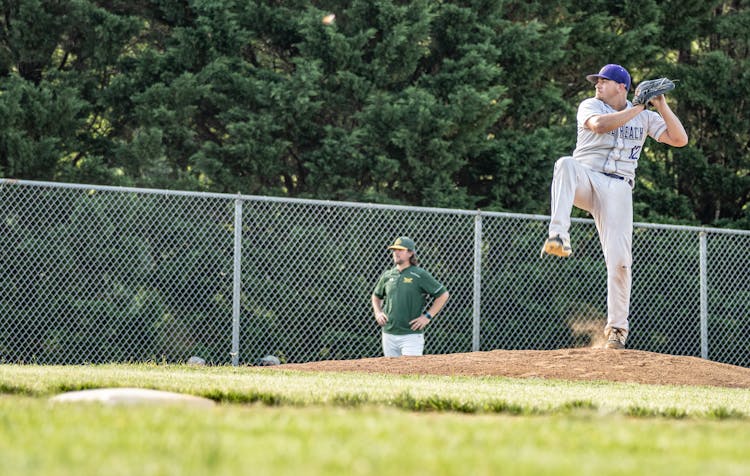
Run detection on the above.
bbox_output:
[0,0,748,228]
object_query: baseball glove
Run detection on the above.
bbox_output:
[632,77,676,107]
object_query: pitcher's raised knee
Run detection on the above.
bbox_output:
[554,156,576,174]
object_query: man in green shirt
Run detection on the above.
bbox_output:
[371,236,450,357]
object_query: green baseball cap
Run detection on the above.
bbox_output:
[387,236,416,251]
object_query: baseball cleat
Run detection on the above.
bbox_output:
[604,327,628,349]
[540,235,572,258]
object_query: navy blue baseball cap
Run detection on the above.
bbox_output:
[586,64,631,90]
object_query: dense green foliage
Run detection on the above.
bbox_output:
[0,0,748,227]
[3,185,745,366]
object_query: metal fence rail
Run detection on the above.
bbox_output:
[1,179,748,366]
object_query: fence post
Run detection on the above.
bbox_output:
[699,231,708,360]
[472,212,482,352]
[231,197,243,366]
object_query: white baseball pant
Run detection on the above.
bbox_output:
[382,332,424,357]
[548,156,633,331]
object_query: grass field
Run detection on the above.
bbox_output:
[2,364,749,475]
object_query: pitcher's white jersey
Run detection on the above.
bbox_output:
[573,98,667,180]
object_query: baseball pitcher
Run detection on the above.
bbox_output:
[541,64,688,349]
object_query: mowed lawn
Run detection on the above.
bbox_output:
[1,364,749,476]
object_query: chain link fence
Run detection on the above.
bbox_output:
[1,179,748,367]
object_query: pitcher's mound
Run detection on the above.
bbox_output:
[50,387,215,407]
[275,348,750,389]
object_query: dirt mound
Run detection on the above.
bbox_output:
[275,348,750,389]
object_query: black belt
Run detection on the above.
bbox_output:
[601,172,634,188]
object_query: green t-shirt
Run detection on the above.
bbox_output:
[372,265,447,335]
